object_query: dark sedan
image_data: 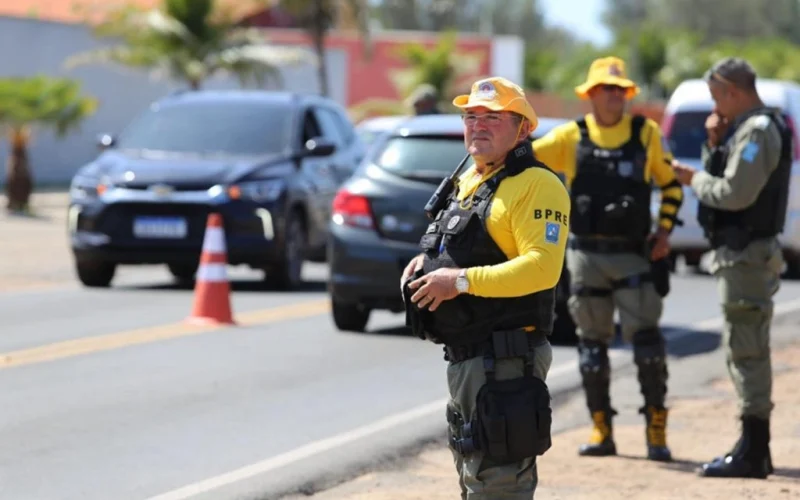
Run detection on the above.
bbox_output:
[68,90,365,289]
[327,113,578,342]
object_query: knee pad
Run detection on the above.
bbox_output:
[632,328,668,407]
[578,340,612,412]
[578,339,610,377]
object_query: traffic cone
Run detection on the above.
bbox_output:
[186,213,236,326]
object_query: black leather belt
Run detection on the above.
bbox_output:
[444,329,548,363]
[569,237,644,254]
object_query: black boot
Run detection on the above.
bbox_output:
[698,416,772,479]
[642,406,672,462]
[577,340,617,457]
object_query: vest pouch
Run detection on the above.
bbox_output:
[473,375,553,464]
[570,195,594,235]
[597,195,643,238]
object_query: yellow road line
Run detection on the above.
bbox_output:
[0,299,331,370]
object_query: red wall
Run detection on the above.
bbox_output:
[264,29,494,107]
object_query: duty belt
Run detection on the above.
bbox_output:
[444,329,547,363]
[709,227,776,251]
[570,236,645,254]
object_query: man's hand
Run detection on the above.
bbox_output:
[400,254,425,293]
[648,227,671,261]
[408,267,462,311]
[671,159,696,186]
[705,110,729,148]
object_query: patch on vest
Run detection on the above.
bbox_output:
[752,115,770,130]
[741,141,760,163]
[545,222,560,244]
[618,161,634,177]
[447,215,461,230]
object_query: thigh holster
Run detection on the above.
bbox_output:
[446,330,553,464]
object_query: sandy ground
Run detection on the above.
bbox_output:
[284,342,800,500]
[0,192,74,290]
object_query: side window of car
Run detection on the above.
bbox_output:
[302,109,323,145]
[312,107,345,149]
[330,107,357,146]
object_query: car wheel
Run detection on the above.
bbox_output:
[332,300,370,332]
[551,299,577,345]
[167,263,197,283]
[75,260,116,288]
[264,211,306,290]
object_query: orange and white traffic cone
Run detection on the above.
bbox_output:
[186,213,236,326]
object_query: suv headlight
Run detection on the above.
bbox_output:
[70,175,113,200]
[228,179,285,202]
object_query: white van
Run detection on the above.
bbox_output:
[658,78,800,276]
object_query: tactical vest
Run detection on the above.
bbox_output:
[570,115,653,241]
[697,108,792,250]
[417,142,557,346]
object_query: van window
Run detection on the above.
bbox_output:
[666,111,708,159]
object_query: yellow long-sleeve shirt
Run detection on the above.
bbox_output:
[458,163,571,298]
[532,114,684,232]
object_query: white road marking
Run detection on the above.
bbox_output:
[147,296,800,500]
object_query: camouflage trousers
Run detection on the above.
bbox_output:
[707,238,783,419]
[446,337,553,500]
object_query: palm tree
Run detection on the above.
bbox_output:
[0,76,97,214]
[66,0,316,90]
[277,0,372,97]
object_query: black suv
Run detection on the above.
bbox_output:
[68,90,365,289]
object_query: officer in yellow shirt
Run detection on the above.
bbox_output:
[532,57,684,462]
[400,76,570,499]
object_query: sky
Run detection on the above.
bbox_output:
[540,0,612,46]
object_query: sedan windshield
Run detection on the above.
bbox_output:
[115,101,293,156]
[374,136,467,179]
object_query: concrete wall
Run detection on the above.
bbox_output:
[0,17,347,186]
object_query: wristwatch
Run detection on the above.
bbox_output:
[455,269,469,294]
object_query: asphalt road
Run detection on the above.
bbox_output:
[2,263,800,500]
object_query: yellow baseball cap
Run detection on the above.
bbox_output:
[452,76,538,131]
[574,56,640,100]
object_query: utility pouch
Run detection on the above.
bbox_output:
[473,364,553,464]
[402,268,438,342]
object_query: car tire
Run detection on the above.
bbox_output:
[75,260,116,288]
[264,211,307,290]
[332,300,370,332]
[551,299,578,345]
[167,263,197,283]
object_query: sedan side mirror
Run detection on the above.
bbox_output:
[97,134,116,151]
[303,137,336,157]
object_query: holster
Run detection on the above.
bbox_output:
[648,240,671,298]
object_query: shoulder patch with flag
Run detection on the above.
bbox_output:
[545,222,560,244]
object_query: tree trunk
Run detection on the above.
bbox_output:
[313,2,329,97]
[5,128,33,214]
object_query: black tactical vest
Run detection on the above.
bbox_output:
[698,108,792,249]
[417,141,557,346]
[570,115,652,241]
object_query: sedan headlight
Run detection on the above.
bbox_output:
[228,179,285,202]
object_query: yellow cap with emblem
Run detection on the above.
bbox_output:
[452,76,539,132]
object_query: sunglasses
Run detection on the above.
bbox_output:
[599,84,626,93]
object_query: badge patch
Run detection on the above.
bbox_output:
[545,222,560,244]
[447,215,461,230]
[741,141,760,163]
[618,161,633,177]
[475,81,497,99]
